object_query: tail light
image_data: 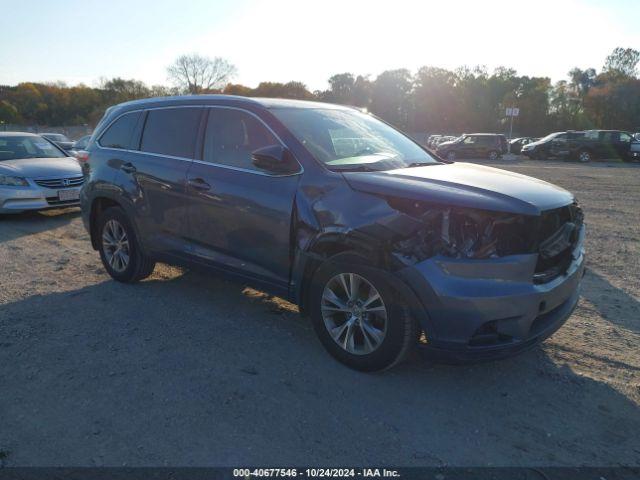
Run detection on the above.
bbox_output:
[74,150,90,163]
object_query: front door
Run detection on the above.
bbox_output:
[185,107,302,291]
[614,132,633,158]
[459,136,478,158]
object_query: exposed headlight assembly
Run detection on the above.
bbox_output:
[0,175,29,187]
[393,207,535,262]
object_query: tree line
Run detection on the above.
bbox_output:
[1,47,638,136]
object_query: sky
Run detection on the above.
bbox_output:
[1,0,638,91]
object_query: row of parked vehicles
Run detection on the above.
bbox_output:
[520,130,640,162]
[427,129,640,162]
[40,132,91,157]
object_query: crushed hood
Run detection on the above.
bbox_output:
[342,162,574,216]
[0,157,82,179]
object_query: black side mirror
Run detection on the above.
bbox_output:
[251,145,300,174]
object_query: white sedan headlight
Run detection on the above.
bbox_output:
[0,175,29,186]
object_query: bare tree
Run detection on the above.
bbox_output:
[167,54,237,94]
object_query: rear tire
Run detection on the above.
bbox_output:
[308,253,417,371]
[97,207,155,283]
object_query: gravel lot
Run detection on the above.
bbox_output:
[0,159,639,467]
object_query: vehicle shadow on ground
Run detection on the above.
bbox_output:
[580,269,640,334]
[1,269,639,466]
[0,208,80,244]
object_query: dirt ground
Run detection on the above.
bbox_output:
[0,158,639,467]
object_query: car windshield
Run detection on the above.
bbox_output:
[0,135,67,161]
[271,107,440,171]
[538,132,561,142]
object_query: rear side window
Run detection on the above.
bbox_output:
[140,108,202,158]
[98,111,141,149]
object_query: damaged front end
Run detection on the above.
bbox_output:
[377,197,584,286]
[389,199,537,265]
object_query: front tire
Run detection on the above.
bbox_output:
[577,149,592,163]
[488,150,499,161]
[446,151,456,161]
[309,253,417,371]
[97,207,155,283]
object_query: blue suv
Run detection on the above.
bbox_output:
[80,96,585,371]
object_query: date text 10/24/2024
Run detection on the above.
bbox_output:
[233,469,401,478]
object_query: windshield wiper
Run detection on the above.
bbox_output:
[405,161,438,168]
[330,164,380,172]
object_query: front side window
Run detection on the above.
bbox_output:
[203,108,279,171]
[463,136,477,144]
[271,107,438,171]
[99,111,141,149]
[0,135,67,161]
[619,132,632,143]
[140,108,202,158]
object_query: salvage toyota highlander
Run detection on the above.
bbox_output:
[80,96,585,371]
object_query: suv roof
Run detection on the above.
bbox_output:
[113,95,351,111]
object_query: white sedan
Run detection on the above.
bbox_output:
[0,132,83,214]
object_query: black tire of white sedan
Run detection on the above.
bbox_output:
[309,254,417,371]
[97,207,156,283]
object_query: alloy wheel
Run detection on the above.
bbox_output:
[579,151,591,162]
[102,219,130,273]
[321,273,388,355]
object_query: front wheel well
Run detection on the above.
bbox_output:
[297,241,389,316]
[89,197,122,250]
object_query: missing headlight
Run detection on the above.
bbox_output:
[392,205,536,262]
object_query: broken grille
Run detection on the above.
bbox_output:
[533,203,583,284]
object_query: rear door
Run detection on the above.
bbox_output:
[185,107,302,291]
[126,106,204,252]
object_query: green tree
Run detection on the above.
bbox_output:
[370,69,412,129]
[602,47,640,78]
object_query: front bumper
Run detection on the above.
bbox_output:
[0,181,81,214]
[397,226,586,362]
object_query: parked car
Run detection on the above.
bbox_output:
[520,132,581,160]
[509,137,536,154]
[70,135,91,158]
[427,135,442,148]
[551,129,636,162]
[435,135,457,147]
[436,133,507,160]
[73,135,91,151]
[629,138,640,161]
[0,132,83,213]
[40,133,75,151]
[81,96,585,371]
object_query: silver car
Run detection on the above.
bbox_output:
[0,132,83,214]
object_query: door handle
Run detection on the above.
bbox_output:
[121,162,136,173]
[188,178,211,191]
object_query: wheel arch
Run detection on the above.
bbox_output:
[88,195,140,251]
[294,235,429,335]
